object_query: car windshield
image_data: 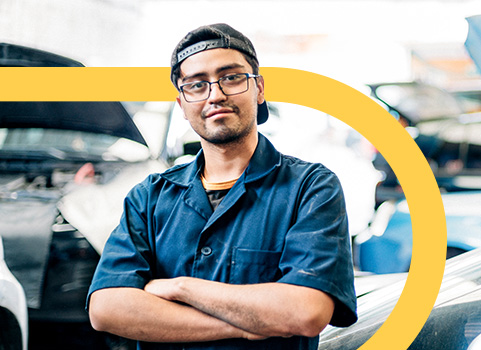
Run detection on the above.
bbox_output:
[416,113,481,146]
[374,84,465,123]
[414,113,481,170]
[0,128,150,162]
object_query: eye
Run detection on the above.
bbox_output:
[223,74,243,82]
[184,81,208,92]
[221,74,247,86]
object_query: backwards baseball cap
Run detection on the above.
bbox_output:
[170,23,268,124]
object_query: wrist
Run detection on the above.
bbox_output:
[172,276,190,302]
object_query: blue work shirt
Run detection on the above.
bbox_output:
[88,133,357,350]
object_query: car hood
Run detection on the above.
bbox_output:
[0,42,84,67]
[320,248,481,349]
[0,43,147,146]
[0,102,147,146]
[368,82,464,124]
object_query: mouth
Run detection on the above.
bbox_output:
[204,107,234,119]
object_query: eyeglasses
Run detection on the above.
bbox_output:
[179,73,260,102]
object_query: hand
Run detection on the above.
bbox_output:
[144,278,184,301]
[242,331,269,341]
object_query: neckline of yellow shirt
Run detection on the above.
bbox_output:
[200,173,239,191]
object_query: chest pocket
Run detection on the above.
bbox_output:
[230,248,282,284]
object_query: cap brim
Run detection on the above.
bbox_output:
[257,101,269,125]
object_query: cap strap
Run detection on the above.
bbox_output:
[177,39,226,64]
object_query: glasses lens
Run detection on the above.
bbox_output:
[219,74,249,95]
[182,81,210,102]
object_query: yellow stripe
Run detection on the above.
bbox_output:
[0,67,177,101]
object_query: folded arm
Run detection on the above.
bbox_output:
[88,287,265,343]
[144,277,335,338]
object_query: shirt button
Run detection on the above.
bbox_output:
[201,246,212,256]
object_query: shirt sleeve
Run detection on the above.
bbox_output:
[277,167,357,327]
[86,176,155,308]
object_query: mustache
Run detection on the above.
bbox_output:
[201,103,240,118]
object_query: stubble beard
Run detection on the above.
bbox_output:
[198,103,257,145]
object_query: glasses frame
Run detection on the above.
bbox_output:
[179,73,261,103]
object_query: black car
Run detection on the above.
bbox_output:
[0,43,169,349]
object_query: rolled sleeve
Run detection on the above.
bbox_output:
[87,178,155,308]
[277,170,357,327]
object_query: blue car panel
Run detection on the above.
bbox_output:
[356,191,481,273]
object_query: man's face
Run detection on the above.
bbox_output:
[176,48,264,145]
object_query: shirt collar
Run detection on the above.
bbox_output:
[161,133,282,187]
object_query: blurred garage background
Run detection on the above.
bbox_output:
[1,0,481,349]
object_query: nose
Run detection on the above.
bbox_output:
[207,82,227,103]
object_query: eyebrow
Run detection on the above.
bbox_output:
[181,63,246,83]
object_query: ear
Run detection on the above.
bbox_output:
[256,75,265,104]
[176,96,188,120]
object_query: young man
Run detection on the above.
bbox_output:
[88,23,357,349]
